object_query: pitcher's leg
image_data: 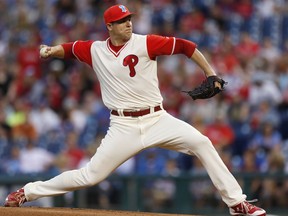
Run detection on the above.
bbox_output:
[146,112,246,206]
[24,121,143,201]
[192,136,246,206]
[25,152,115,201]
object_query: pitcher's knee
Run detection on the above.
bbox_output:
[80,166,110,187]
[197,135,214,149]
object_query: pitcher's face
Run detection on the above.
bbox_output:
[107,16,133,44]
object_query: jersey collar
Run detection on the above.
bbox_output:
[106,36,131,57]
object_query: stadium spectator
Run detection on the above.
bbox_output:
[249,121,283,172]
[19,140,55,174]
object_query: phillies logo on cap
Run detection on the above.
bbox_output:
[119,5,127,13]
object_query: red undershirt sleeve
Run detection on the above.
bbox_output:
[61,42,75,59]
[147,34,197,60]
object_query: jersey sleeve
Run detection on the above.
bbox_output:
[147,34,197,60]
[72,40,94,67]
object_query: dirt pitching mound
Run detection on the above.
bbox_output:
[0,207,199,216]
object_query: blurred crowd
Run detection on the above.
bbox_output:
[0,0,288,211]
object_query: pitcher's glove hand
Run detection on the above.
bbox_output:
[183,75,227,100]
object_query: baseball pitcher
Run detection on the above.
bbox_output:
[4,4,266,216]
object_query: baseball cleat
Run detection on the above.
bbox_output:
[229,200,266,216]
[4,188,27,207]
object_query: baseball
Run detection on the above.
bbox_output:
[40,46,49,58]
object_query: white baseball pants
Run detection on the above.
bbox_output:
[24,110,246,207]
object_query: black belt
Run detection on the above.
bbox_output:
[111,106,162,117]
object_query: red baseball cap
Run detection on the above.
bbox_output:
[104,5,134,24]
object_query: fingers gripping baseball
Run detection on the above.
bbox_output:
[39,45,52,58]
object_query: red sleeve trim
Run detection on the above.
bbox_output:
[147,35,175,60]
[73,40,94,67]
